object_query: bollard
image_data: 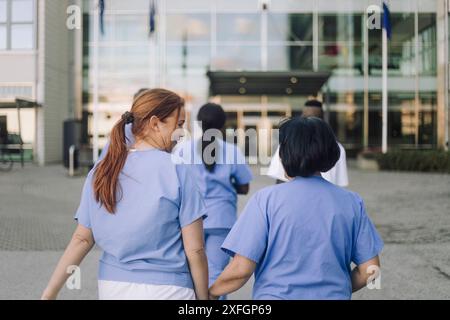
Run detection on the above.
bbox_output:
[69,145,76,177]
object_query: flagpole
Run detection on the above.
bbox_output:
[381,10,388,154]
[92,1,100,162]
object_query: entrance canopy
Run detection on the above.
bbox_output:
[207,71,331,96]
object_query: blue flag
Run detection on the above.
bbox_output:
[149,0,156,36]
[99,0,105,35]
[382,2,391,40]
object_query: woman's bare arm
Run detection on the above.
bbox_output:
[209,254,256,299]
[351,256,381,292]
[41,224,95,300]
[182,218,209,300]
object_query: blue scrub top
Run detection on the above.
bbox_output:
[75,149,207,289]
[175,139,253,229]
[222,176,384,300]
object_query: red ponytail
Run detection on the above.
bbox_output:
[93,88,184,213]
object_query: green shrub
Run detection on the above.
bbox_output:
[376,150,450,173]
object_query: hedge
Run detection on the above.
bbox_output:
[376,150,450,173]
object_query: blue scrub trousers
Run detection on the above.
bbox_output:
[204,228,230,300]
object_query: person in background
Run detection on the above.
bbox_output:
[42,89,209,300]
[176,103,253,300]
[266,99,348,187]
[209,117,383,300]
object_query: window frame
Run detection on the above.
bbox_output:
[0,0,36,51]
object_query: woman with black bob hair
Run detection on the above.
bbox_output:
[176,102,253,300]
[209,116,383,300]
[279,116,340,179]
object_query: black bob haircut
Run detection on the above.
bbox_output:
[279,117,340,178]
[197,103,226,131]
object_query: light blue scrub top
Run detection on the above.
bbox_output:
[222,176,384,300]
[175,139,253,229]
[75,149,207,289]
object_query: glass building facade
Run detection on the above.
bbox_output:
[81,0,446,154]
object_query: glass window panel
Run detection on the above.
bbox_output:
[166,14,210,42]
[389,13,415,44]
[215,0,259,12]
[388,44,415,76]
[114,14,149,42]
[268,14,313,42]
[217,14,260,42]
[89,14,114,42]
[165,0,212,13]
[418,45,436,75]
[368,42,418,77]
[111,46,150,71]
[166,44,210,73]
[11,24,34,49]
[318,44,362,73]
[270,0,315,12]
[386,92,416,146]
[12,0,34,23]
[418,13,436,46]
[319,14,362,42]
[269,45,313,70]
[106,0,150,11]
[418,92,437,146]
[267,45,290,70]
[0,25,6,49]
[290,45,313,70]
[213,45,261,70]
[0,0,6,23]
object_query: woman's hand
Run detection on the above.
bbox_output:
[40,290,56,300]
[208,292,219,300]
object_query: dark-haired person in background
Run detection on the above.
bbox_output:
[209,117,383,300]
[176,103,253,299]
[267,99,348,186]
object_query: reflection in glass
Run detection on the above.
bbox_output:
[267,45,290,70]
[319,44,362,74]
[268,14,313,42]
[319,14,362,42]
[166,44,210,73]
[388,13,415,44]
[114,15,151,42]
[217,14,260,42]
[419,92,437,145]
[327,92,363,147]
[95,45,151,73]
[166,14,210,42]
[213,45,261,70]
[288,45,313,70]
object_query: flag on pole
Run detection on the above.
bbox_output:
[149,0,157,37]
[99,0,105,35]
[381,1,390,154]
[382,1,392,39]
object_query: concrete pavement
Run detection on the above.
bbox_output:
[0,164,449,299]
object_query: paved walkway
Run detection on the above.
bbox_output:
[0,164,449,299]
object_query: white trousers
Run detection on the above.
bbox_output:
[98,280,196,300]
